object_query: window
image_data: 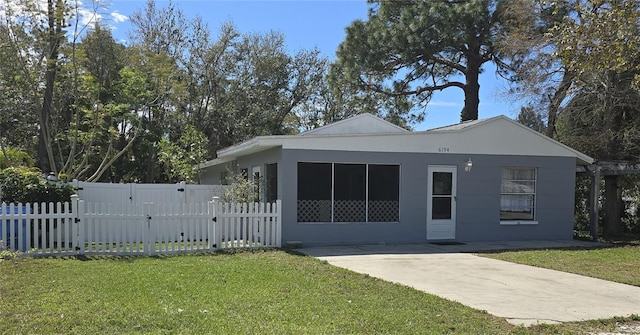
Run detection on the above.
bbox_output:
[500,167,536,220]
[220,171,228,185]
[297,162,399,222]
[265,163,278,203]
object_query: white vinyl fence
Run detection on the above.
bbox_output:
[0,196,281,256]
[72,180,228,210]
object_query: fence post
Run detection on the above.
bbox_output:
[209,196,222,250]
[179,181,187,204]
[71,179,79,194]
[72,195,86,255]
[276,200,282,247]
[211,197,219,250]
[144,202,153,256]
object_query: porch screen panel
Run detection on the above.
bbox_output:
[368,164,399,222]
[334,164,366,222]
[298,163,332,222]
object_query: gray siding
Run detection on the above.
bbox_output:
[280,149,576,247]
[200,162,234,185]
[200,148,283,200]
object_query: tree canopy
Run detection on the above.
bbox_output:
[553,0,640,88]
[331,0,512,123]
[0,0,331,182]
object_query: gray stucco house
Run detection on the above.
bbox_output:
[199,113,593,247]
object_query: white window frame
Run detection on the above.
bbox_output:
[499,167,538,226]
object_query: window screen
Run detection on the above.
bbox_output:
[334,164,366,222]
[297,163,332,222]
[297,162,400,223]
[368,165,399,222]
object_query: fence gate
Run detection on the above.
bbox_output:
[78,200,216,256]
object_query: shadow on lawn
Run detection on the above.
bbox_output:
[48,248,282,262]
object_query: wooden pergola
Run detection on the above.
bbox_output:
[577,161,640,238]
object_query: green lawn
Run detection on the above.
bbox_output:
[481,244,640,287]
[0,249,638,334]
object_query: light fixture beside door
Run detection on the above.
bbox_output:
[464,158,473,172]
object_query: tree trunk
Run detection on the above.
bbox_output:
[38,0,63,174]
[603,175,624,237]
[546,69,575,138]
[461,55,481,122]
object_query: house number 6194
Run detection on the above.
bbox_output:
[438,147,450,152]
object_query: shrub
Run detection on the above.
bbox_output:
[222,170,263,203]
[0,167,75,204]
[0,148,33,169]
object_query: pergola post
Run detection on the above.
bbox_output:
[589,165,601,240]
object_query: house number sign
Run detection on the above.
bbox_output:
[438,147,450,152]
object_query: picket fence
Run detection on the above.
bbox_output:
[0,196,281,256]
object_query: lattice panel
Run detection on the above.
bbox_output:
[334,200,366,222]
[297,200,332,222]
[368,200,399,222]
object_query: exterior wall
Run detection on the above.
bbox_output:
[280,149,576,247]
[200,148,283,200]
[200,162,234,185]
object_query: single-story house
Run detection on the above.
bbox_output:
[199,113,593,247]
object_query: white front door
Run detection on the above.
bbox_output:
[427,165,457,240]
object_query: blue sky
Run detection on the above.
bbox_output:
[105,0,519,130]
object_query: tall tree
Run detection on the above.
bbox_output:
[54,25,142,182]
[516,105,546,133]
[553,0,640,88]
[157,125,207,183]
[174,20,329,154]
[0,0,72,173]
[0,23,38,153]
[557,70,640,236]
[128,0,191,181]
[497,0,577,138]
[331,0,512,124]
[547,0,640,237]
[38,0,70,174]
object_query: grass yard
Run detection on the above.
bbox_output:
[0,249,637,334]
[481,244,640,287]
[1,250,514,334]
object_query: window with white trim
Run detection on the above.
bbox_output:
[500,167,536,220]
[297,162,399,222]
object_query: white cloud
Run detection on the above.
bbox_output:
[77,7,102,28]
[0,0,48,22]
[111,11,127,23]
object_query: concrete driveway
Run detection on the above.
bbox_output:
[299,240,640,326]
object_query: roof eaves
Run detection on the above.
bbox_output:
[197,156,234,170]
[216,135,290,159]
